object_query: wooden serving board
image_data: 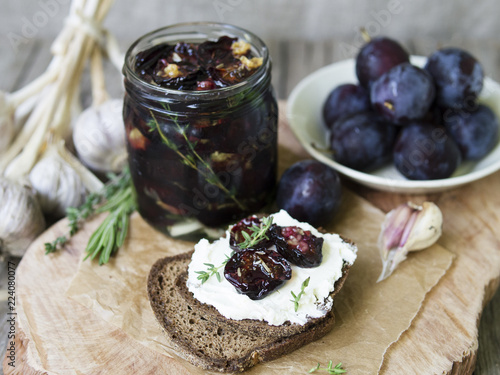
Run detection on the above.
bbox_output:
[4,104,500,374]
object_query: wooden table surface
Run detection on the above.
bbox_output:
[0,36,499,374]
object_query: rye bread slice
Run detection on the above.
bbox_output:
[175,264,350,339]
[147,251,351,373]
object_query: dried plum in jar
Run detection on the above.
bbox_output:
[123,23,278,238]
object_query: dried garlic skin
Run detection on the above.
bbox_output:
[378,203,416,258]
[0,178,46,258]
[377,201,443,282]
[73,99,127,173]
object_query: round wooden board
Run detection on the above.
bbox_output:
[4,104,500,374]
[3,213,200,375]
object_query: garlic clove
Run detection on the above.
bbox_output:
[401,202,443,252]
[377,201,443,282]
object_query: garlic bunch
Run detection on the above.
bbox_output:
[29,141,104,218]
[0,178,46,258]
[377,201,443,282]
[0,0,115,181]
[0,92,15,154]
[73,99,127,173]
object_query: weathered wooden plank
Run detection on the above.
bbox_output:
[412,37,500,82]
[11,39,53,92]
[283,39,331,98]
[0,39,38,91]
[284,39,307,98]
[264,39,285,100]
[476,286,500,374]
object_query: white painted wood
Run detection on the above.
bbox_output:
[1,0,499,45]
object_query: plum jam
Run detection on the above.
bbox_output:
[123,23,278,237]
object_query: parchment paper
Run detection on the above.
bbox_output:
[66,190,453,374]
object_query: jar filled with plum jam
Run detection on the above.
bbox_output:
[122,23,278,238]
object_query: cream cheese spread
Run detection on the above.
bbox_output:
[186,210,357,326]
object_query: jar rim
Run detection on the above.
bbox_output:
[123,22,270,98]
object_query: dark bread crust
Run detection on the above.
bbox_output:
[175,264,349,338]
[147,250,352,373]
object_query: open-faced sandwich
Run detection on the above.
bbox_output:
[147,210,357,372]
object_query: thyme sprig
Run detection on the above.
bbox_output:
[44,236,68,254]
[44,168,136,265]
[290,276,310,312]
[147,108,246,210]
[237,216,273,250]
[195,252,233,283]
[308,361,346,374]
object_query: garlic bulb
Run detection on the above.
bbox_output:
[29,144,87,218]
[0,178,46,258]
[0,92,15,154]
[73,99,127,173]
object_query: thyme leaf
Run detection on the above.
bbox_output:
[237,216,273,250]
[195,253,233,284]
[44,236,68,254]
[290,276,310,312]
[308,361,346,374]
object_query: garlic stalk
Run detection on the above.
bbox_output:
[13,91,42,134]
[0,82,50,156]
[0,67,59,157]
[90,44,110,106]
[1,0,116,181]
[54,140,104,192]
[73,41,127,173]
[377,201,443,282]
[0,178,46,258]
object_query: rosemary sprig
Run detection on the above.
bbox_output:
[195,252,233,283]
[148,108,246,210]
[308,361,346,374]
[237,216,273,249]
[44,168,136,265]
[290,276,310,312]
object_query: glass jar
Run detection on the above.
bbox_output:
[122,22,278,238]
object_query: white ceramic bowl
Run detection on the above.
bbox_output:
[287,56,500,194]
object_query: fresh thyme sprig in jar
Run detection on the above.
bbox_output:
[122,23,278,239]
